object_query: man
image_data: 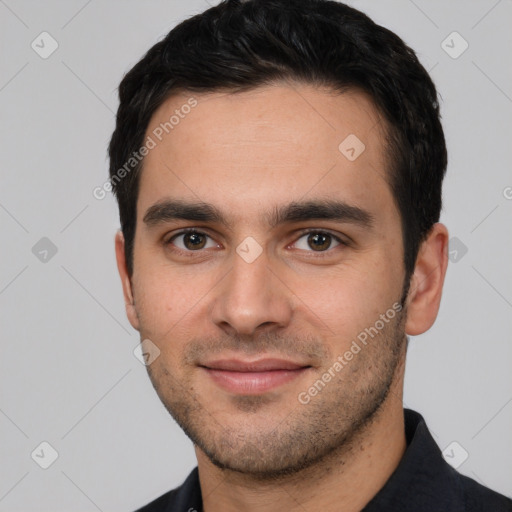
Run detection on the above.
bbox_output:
[108,0,512,510]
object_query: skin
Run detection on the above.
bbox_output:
[115,82,449,511]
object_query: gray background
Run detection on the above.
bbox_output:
[1,0,511,510]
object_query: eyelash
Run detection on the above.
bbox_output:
[164,228,348,255]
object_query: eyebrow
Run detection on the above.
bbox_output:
[143,199,226,227]
[267,200,374,229]
[143,198,374,230]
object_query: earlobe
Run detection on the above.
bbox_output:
[404,223,449,336]
[114,230,140,331]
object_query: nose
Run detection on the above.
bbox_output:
[211,250,293,337]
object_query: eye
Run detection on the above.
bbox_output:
[292,230,343,252]
[166,229,218,251]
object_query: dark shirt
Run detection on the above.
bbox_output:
[134,409,512,511]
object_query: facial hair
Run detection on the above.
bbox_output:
[145,304,407,481]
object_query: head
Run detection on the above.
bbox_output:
[110,0,448,477]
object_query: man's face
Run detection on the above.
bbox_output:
[127,84,408,476]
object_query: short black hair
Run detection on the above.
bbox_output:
[108,0,447,281]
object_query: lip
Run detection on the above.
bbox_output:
[202,358,307,372]
[200,358,311,395]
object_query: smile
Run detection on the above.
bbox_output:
[200,358,312,395]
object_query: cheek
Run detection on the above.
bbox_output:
[133,260,222,344]
[132,269,187,338]
[289,262,401,343]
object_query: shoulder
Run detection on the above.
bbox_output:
[376,410,512,512]
[458,473,512,512]
[132,467,201,512]
[133,487,180,512]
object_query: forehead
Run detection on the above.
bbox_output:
[137,83,395,227]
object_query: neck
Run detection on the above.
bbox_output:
[196,367,407,512]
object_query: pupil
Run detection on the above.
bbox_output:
[308,233,330,251]
[185,233,206,249]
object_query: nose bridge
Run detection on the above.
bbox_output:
[211,248,292,335]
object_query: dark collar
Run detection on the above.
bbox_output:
[362,408,465,511]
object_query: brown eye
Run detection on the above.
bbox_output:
[307,232,332,251]
[167,230,216,251]
[183,232,207,250]
[293,231,342,252]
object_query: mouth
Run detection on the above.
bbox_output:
[199,358,312,395]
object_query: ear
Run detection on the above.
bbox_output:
[115,230,140,331]
[405,223,449,336]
